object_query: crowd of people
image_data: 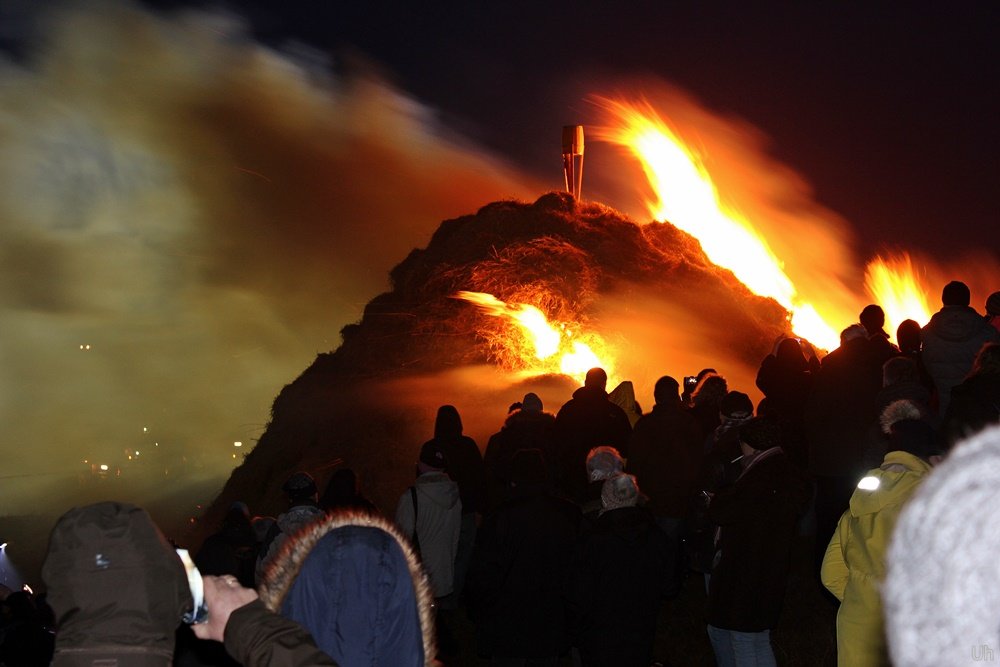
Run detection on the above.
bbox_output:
[2,281,1000,667]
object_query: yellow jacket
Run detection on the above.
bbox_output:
[821,450,933,667]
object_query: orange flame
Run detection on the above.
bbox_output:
[864,253,933,335]
[596,97,841,350]
[455,291,613,382]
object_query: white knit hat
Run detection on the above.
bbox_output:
[884,424,1000,666]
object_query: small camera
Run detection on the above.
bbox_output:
[683,376,698,390]
[176,548,209,624]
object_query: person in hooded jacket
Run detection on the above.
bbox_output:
[943,342,1000,447]
[319,468,379,515]
[256,472,326,585]
[467,448,581,665]
[821,415,941,667]
[424,404,486,603]
[755,337,818,467]
[921,280,1000,414]
[195,501,258,589]
[554,368,633,503]
[483,392,557,510]
[566,473,678,667]
[706,417,810,667]
[895,319,938,406]
[260,511,436,667]
[859,305,899,366]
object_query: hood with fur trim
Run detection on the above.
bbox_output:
[259,510,435,666]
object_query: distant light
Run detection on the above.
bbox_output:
[234,441,242,447]
[79,344,91,351]
[232,453,237,459]
[128,455,132,460]
[858,476,880,491]
[135,451,140,456]
[154,442,159,447]
[143,427,148,432]
[99,464,109,471]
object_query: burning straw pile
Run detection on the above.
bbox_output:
[197,191,792,528]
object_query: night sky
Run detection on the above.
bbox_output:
[157,1,999,259]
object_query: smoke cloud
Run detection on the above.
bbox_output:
[0,1,537,518]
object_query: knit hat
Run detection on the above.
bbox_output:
[418,440,447,471]
[720,391,753,420]
[282,471,317,499]
[884,425,1000,666]
[600,473,639,512]
[986,291,1000,316]
[521,392,543,412]
[586,446,624,482]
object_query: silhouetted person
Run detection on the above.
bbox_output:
[755,337,818,466]
[554,368,632,503]
[467,449,581,665]
[688,373,729,440]
[256,471,325,584]
[195,501,258,589]
[628,375,702,543]
[0,591,53,667]
[706,417,809,667]
[320,468,378,514]
[895,318,938,407]
[581,446,625,522]
[987,291,1000,335]
[424,404,486,604]
[859,304,899,365]
[921,280,1000,414]
[943,342,1000,447]
[484,392,557,510]
[567,473,678,667]
[805,324,883,563]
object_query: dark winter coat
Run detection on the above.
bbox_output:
[467,486,581,659]
[805,338,883,477]
[259,512,435,667]
[41,502,192,667]
[922,306,1000,413]
[554,386,633,502]
[427,434,487,515]
[223,600,338,667]
[707,449,809,632]
[628,402,703,518]
[567,506,678,667]
[195,515,258,588]
[484,409,557,509]
[943,373,1000,446]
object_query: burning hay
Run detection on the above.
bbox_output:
[196,191,792,530]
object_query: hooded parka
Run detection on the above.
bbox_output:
[821,450,934,666]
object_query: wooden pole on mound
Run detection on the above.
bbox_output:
[562,125,585,200]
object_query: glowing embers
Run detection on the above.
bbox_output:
[864,253,932,334]
[454,291,613,382]
[596,97,841,350]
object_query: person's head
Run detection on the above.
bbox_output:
[880,399,927,435]
[42,502,192,658]
[691,373,727,406]
[282,471,318,505]
[884,425,1000,666]
[586,446,624,482]
[653,376,680,406]
[840,323,869,346]
[321,468,360,506]
[896,319,922,353]
[775,338,806,367]
[521,392,543,413]
[433,405,463,439]
[584,367,608,391]
[222,501,252,530]
[417,440,447,475]
[720,391,754,422]
[970,342,1000,378]
[987,291,1000,317]
[859,304,886,335]
[887,419,943,462]
[941,280,971,307]
[738,416,783,458]
[883,356,919,387]
[600,473,639,513]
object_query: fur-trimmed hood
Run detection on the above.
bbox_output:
[259,510,435,666]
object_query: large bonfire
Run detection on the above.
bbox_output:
[197,192,793,528]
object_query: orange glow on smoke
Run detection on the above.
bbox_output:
[864,253,933,334]
[596,98,842,350]
[455,291,613,383]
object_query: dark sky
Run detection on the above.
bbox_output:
[136,0,1000,260]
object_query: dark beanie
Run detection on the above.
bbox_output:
[419,441,447,470]
[720,391,754,419]
[282,471,317,499]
